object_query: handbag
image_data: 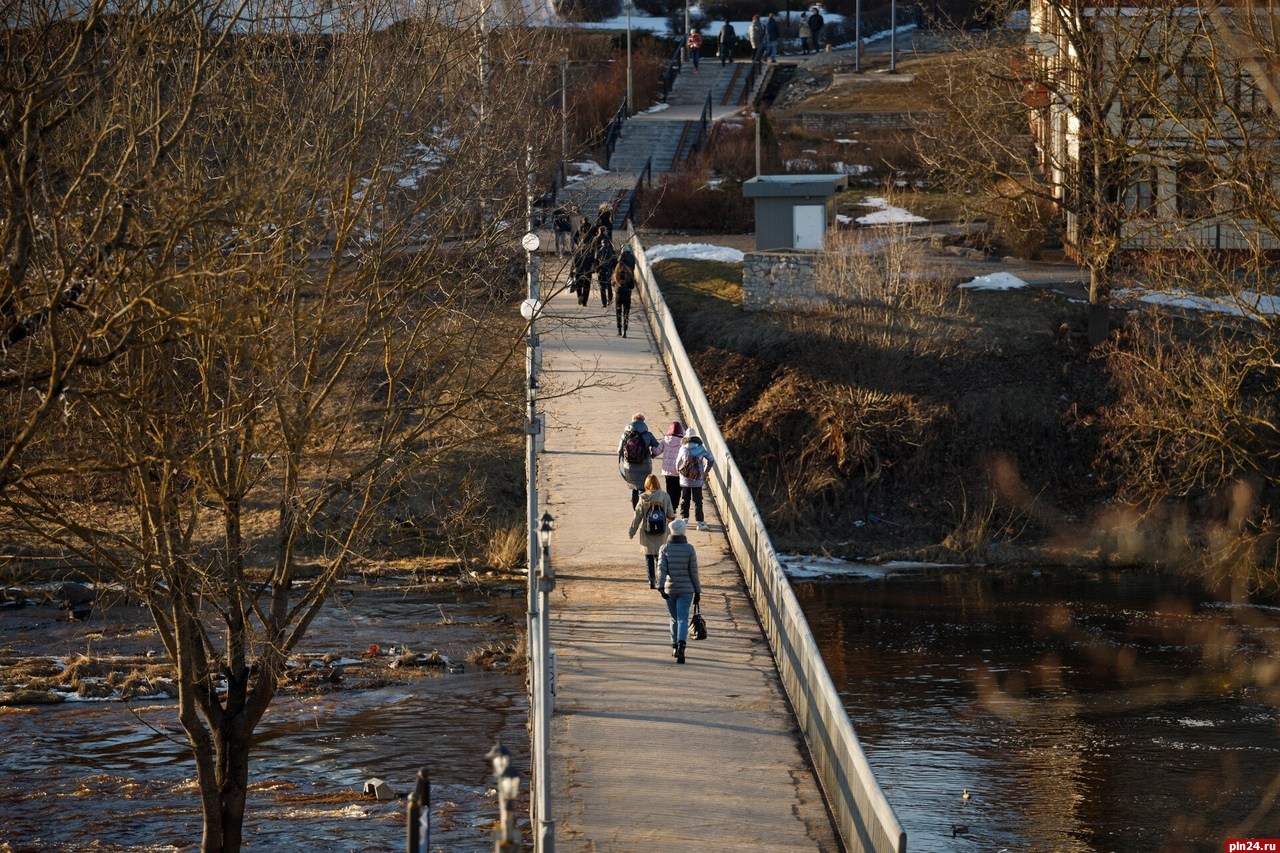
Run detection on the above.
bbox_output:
[690,603,708,641]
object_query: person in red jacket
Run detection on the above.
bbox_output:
[686,29,702,73]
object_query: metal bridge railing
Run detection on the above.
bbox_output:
[626,229,907,853]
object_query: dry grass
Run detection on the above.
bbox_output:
[655,241,1112,560]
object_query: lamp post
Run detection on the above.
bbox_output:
[625,0,633,115]
[683,0,689,63]
[535,512,556,853]
[855,0,862,72]
[486,742,522,853]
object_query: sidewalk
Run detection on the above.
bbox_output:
[538,257,840,852]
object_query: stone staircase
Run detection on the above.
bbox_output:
[560,57,771,230]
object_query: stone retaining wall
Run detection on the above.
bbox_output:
[742,250,825,312]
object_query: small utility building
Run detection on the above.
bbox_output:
[742,174,849,251]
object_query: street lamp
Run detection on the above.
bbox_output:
[625,0,633,115]
[683,0,689,63]
[539,513,553,555]
[534,511,556,853]
[486,742,522,853]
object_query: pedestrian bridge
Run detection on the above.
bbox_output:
[535,232,905,852]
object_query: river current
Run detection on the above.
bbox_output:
[791,564,1280,853]
[0,587,530,852]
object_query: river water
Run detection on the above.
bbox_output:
[791,563,1280,853]
[0,587,530,852]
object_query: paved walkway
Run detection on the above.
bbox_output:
[538,256,840,852]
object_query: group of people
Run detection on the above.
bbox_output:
[617,413,716,664]
[554,202,638,336]
[685,8,827,73]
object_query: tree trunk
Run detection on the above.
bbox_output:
[198,715,252,853]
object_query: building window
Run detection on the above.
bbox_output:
[1175,58,1212,112]
[1177,161,1215,218]
[1124,168,1159,217]
[1230,68,1267,116]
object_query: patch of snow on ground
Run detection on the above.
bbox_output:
[641,102,671,114]
[961,272,1029,291]
[855,196,928,225]
[646,243,745,264]
[1116,287,1280,317]
[833,162,872,175]
[836,213,852,224]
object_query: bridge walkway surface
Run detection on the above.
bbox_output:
[536,253,841,852]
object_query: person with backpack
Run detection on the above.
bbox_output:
[659,420,685,498]
[595,234,617,308]
[628,473,676,589]
[718,19,736,65]
[612,255,635,337]
[570,220,595,306]
[617,412,662,508]
[675,427,715,531]
[552,204,572,257]
[657,518,701,664]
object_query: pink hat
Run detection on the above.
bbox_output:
[667,421,685,437]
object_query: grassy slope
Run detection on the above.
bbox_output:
[655,258,1118,564]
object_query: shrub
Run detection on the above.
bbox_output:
[637,169,753,231]
[986,177,1057,259]
[568,37,667,151]
[557,0,621,23]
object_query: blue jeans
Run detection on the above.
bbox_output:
[666,592,693,644]
[767,40,777,61]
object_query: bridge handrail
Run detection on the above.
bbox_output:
[661,41,682,102]
[689,91,713,159]
[626,231,907,853]
[618,156,652,231]
[602,94,628,169]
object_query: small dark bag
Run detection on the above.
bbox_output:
[690,604,708,641]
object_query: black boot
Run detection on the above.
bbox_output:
[676,641,686,664]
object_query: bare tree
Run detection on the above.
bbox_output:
[0,3,563,851]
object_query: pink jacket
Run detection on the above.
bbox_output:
[659,434,683,476]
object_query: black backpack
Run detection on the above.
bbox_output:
[623,431,649,465]
[646,502,667,535]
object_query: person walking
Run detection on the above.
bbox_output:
[798,17,812,54]
[676,427,715,531]
[552,204,572,257]
[657,518,701,664]
[765,13,780,62]
[613,245,636,336]
[718,19,736,65]
[571,225,594,307]
[659,420,685,498]
[748,14,764,61]
[686,29,702,73]
[595,202,614,246]
[596,234,617,308]
[629,473,676,589]
[618,412,662,508]
[808,6,825,51]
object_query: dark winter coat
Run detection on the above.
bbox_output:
[658,535,701,596]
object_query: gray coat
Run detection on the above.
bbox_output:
[628,489,676,555]
[618,419,661,490]
[658,536,701,596]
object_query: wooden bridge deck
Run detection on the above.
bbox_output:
[537,256,840,853]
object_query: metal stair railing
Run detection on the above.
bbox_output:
[619,156,652,230]
[661,42,682,102]
[686,91,713,163]
[602,94,628,169]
